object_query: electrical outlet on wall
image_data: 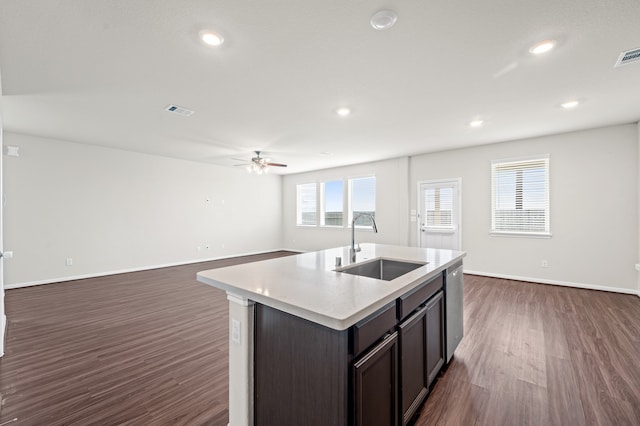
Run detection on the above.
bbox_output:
[231,319,241,344]
[541,260,548,268]
[66,258,73,266]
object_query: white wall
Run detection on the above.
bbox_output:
[282,157,410,252]
[410,124,639,293]
[4,123,638,295]
[2,132,283,287]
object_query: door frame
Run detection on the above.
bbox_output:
[416,178,462,251]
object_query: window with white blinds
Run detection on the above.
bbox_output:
[424,186,454,229]
[491,156,550,236]
[296,183,317,226]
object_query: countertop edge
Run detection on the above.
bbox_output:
[197,245,466,330]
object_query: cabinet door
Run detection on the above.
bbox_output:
[353,331,399,426]
[398,306,429,426]
[426,290,445,386]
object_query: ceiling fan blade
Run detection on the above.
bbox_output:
[266,162,287,167]
[232,157,249,162]
[233,163,252,167]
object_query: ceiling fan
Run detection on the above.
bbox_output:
[233,151,287,174]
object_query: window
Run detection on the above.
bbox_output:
[296,176,376,228]
[321,180,344,226]
[349,176,376,227]
[424,187,453,229]
[491,156,550,236]
[296,183,317,226]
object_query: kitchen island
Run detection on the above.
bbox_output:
[197,244,465,426]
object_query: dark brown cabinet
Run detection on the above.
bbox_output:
[353,332,399,426]
[253,272,452,426]
[398,306,429,425]
[425,290,445,386]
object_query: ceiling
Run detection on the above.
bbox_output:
[1,0,639,174]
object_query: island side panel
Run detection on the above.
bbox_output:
[227,294,255,426]
[254,303,350,425]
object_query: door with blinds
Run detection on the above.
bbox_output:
[418,179,461,250]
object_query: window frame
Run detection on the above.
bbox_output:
[490,155,551,238]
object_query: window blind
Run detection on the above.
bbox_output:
[296,183,317,226]
[424,187,453,228]
[491,156,550,235]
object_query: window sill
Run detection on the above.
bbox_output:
[490,231,552,239]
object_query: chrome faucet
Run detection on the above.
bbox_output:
[351,213,378,261]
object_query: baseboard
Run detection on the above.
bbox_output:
[464,269,640,296]
[4,249,296,290]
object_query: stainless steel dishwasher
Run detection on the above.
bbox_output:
[445,261,464,362]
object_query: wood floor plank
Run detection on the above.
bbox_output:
[1,259,639,425]
[545,355,587,426]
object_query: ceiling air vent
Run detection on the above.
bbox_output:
[614,47,640,67]
[164,104,194,116]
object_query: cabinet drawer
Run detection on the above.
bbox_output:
[397,274,443,320]
[352,301,397,356]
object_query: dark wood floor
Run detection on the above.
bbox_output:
[1,255,639,425]
[417,275,640,426]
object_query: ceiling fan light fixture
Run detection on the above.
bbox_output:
[370,10,398,30]
[247,162,266,174]
[237,151,287,173]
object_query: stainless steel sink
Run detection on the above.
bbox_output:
[336,258,426,281]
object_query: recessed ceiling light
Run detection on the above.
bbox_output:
[370,10,398,30]
[529,39,556,55]
[336,107,351,117]
[560,100,580,109]
[200,31,224,47]
[469,120,484,127]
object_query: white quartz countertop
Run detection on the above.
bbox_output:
[197,244,466,330]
